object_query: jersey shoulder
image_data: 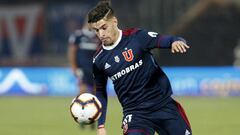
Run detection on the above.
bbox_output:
[93,46,104,64]
[68,30,83,44]
[122,28,141,36]
[122,28,150,39]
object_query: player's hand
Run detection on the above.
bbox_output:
[171,41,190,53]
[97,127,107,135]
[74,68,84,78]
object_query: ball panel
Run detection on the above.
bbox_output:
[70,93,102,124]
[78,93,97,102]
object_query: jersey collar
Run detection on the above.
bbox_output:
[102,29,122,50]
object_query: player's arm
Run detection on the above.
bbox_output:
[68,43,78,71]
[137,29,190,53]
[68,34,83,77]
[93,62,108,134]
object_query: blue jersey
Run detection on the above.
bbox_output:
[93,28,186,125]
[68,28,99,68]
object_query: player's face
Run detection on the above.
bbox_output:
[89,17,118,46]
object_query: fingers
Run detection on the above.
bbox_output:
[171,41,190,53]
[178,43,186,53]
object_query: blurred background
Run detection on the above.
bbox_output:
[0,0,240,135]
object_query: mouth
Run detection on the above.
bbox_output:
[101,38,109,42]
[101,38,106,42]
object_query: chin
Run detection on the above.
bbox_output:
[104,42,113,46]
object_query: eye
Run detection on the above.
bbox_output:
[93,29,99,33]
[102,25,107,30]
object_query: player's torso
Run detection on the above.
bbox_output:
[95,29,172,112]
[103,38,144,78]
[97,34,152,82]
[77,34,99,51]
[96,33,166,109]
[75,31,99,66]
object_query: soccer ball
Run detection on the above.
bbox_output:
[70,93,102,124]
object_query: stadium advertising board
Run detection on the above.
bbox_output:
[164,67,240,96]
[0,67,239,96]
[0,68,77,96]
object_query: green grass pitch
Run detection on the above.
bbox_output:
[0,96,239,135]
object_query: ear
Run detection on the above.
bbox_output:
[87,23,91,29]
[112,17,118,26]
[88,23,95,30]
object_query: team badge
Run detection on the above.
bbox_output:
[114,56,120,63]
[122,49,134,62]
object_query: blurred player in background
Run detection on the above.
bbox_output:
[68,20,100,130]
[88,0,192,135]
[68,20,99,94]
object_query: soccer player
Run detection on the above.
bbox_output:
[88,1,192,135]
[68,21,100,130]
[68,21,100,95]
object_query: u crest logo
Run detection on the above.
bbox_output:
[122,49,134,62]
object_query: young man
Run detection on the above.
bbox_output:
[88,1,192,135]
[68,22,100,95]
[68,21,100,130]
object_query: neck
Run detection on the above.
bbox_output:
[113,28,120,44]
[102,29,122,50]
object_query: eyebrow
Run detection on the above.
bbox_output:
[93,24,107,31]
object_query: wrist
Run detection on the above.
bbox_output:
[75,69,83,78]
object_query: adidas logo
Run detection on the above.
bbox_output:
[185,129,191,135]
[104,63,111,69]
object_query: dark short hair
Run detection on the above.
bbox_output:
[88,1,114,23]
